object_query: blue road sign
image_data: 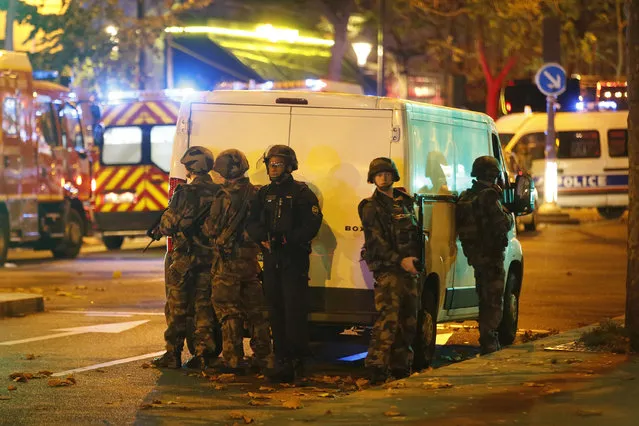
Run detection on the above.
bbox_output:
[535,63,567,97]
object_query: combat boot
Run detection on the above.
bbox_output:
[267,359,295,384]
[367,366,389,385]
[151,349,181,369]
[183,354,218,370]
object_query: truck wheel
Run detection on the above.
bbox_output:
[412,287,438,371]
[0,212,9,267]
[498,270,520,346]
[103,236,124,251]
[597,207,626,220]
[51,209,84,259]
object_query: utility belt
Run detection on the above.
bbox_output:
[214,244,260,261]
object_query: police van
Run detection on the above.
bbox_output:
[168,91,534,366]
[497,111,628,219]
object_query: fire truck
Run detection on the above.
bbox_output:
[92,90,186,250]
[0,51,95,265]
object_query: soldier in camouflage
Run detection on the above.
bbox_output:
[358,157,421,385]
[151,146,221,369]
[202,149,273,375]
[456,156,514,355]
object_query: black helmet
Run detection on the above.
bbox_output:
[213,149,249,179]
[471,156,500,180]
[367,157,400,183]
[180,146,214,174]
[263,145,298,172]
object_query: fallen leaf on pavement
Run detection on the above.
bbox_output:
[355,378,370,389]
[0,396,10,400]
[56,291,73,297]
[541,388,561,395]
[246,392,271,400]
[248,400,267,406]
[577,409,603,417]
[24,354,35,361]
[522,382,545,387]
[33,371,53,379]
[216,373,236,383]
[383,381,407,389]
[9,373,30,382]
[422,381,453,390]
[313,375,341,384]
[292,392,308,397]
[565,358,584,364]
[384,410,402,417]
[75,286,88,290]
[229,412,244,419]
[282,398,303,409]
[242,416,254,424]
[258,386,275,392]
[7,385,17,391]
[214,384,227,391]
[318,393,336,398]
[141,363,152,369]
[47,378,75,387]
[279,383,295,388]
[166,401,178,405]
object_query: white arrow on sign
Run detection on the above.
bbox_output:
[543,70,562,89]
[0,320,149,346]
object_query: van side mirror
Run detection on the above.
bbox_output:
[93,124,104,147]
[510,174,535,216]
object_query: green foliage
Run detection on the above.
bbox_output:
[578,319,630,354]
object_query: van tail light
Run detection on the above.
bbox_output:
[166,176,186,253]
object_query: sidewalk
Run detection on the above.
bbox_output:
[261,327,637,426]
[135,323,638,426]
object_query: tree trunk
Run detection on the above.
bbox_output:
[4,0,16,51]
[617,0,626,80]
[476,39,517,119]
[627,0,639,352]
[328,18,349,81]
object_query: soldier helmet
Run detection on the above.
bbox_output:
[471,156,501,179]
[213,149,249,179]
[367,157,400,183]
[263,145,298,172]
[180,146,214,174]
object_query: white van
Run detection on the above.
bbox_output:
[497,111,628,219]
[169,91,534,366]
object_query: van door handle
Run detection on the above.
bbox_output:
[603,167,629,172]
[557,168,564,173]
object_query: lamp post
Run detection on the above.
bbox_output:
[352,41,373,67]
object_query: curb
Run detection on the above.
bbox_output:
[0,293,45,318]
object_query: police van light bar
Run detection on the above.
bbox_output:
[33,70,59,80]
[107,88,195,103]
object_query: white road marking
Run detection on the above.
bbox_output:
[52,351,166,377]
[0,320,149,346]
[52,310,164,317]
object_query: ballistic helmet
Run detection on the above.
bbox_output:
[263,145,298,172]
[181,146,214,174]
[213,149,249,179]
[471,156,500,180]
[367,157,400,183]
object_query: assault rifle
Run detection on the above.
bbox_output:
[143,209,167,253]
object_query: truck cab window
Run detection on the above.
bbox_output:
[102,126,143,165]
[36,102,59,147]
[59,104,84,150]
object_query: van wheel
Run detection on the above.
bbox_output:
[498,270,520,346]
[51,209,84,259]
[412,288,438,371]
[0,212,9,267]
[103,236,124,251]
[597,207,626,220]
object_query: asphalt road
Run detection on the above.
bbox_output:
[0,210,628,425]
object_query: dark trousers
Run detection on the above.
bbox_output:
[262,250,310,362]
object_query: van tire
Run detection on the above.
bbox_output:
[412,287,438,371]
[103,236,124,251]
[597,207,626,220]
[0,212,9,267]
[498,270,520,346]
[51,209,84,259]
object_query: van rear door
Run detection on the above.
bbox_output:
[289,106,393,322]
[189,103,291,185]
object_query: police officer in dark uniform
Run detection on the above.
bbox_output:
[456,156,514,355]
[246,145,322,383]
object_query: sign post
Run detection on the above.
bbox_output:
[534,63,566,208]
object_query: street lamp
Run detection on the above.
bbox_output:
[352,41,373,67]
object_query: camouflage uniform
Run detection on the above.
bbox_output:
[153,146,220,368]
[203,149,273,372]
[359,158,421,381]
[456,156,514,354]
